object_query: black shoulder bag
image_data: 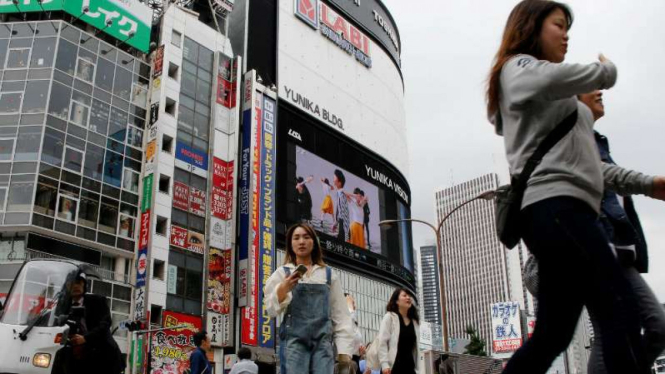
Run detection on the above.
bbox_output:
[495,109,578,249]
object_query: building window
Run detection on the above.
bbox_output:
[76,56,95,83]
[7,178,34,212]
[118,214,135,239]
[63,146,84,173]
[56,194,78,223]
[168,62,179,81]
[162,134,173,154]
[156,216,168,236]
[6,48,30,69]
[171,30,182,48]
[122,168,139,193]
[69,100,90,128]
[153,259,165,280]
[158,174,170,194]
[0,92,22,114]
[126,125,143,149]
[165,97,176,116]
[0,138,14,161]
[166,249,203,315]
[22,80,49,114]
[78,194,99,229]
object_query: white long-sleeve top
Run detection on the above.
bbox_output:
[377,312,420,372]
[263,263,356,356]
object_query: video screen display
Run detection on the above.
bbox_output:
[294,146,382,253]
[276,104,415,287]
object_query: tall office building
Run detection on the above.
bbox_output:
[419,244,444,349]
[435,173,534,353]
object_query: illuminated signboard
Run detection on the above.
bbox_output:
[0,0,153,52]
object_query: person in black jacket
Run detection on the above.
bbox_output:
[578,90,665,374]
[66,272,125,374]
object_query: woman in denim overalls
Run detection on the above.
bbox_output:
[264,224,356,374]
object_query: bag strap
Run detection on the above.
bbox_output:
[513,109,578,190]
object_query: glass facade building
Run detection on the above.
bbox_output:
[0,20,148,352]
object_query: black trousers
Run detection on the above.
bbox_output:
[502,197,647,374]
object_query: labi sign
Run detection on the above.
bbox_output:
[0,0,152,52]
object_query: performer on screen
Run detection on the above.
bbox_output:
[320,178,335,222]
[296,176,313,221]
[349,188,368,249]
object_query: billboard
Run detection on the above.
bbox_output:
[490,301,523,355]
[0,0,153,52]
[238,72,278,347]
[294,146,381,252]
[151,311,202,374]
[278,107,414,287]
[175,141,209,178]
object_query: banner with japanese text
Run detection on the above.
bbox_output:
[257,95,277,348]
[151,311,202,374]
[490,301,523,355]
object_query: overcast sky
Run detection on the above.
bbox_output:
[380,0,665,301]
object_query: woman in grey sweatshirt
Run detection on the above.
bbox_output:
[486,1,647,374]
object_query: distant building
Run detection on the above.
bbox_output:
[435,173,534,355]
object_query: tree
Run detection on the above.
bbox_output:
[464,325,487,356]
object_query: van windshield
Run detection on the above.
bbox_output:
[0,261,78,326]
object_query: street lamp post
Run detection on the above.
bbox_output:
[379,190,495,352]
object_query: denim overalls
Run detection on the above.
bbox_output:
[279,266,334,374]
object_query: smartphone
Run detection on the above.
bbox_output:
[294,264,308,277]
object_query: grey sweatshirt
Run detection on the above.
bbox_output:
[495,54,619,213]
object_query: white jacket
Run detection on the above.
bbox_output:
[377,312,420,372]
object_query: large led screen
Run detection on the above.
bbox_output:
[294,146,382,253]
[277,104,414,288]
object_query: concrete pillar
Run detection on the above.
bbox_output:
[115,257,126,282]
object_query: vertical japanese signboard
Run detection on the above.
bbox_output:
[490,301,523,355]
[257,95,277,348]
[239,71,262,346]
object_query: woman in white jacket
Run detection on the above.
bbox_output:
[377,288,419,374]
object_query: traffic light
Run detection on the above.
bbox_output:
[127,320,146,332]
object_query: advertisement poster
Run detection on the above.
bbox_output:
[189,187,206,217]
[295,146,381,252]
[170,225,188,249]
[151,311,202,374]
[490,301,523,354]
[208,247,232,314]
[237,74,255,308]
[258,95,276,348]
[173,182,190,211]
[187,231,205,254]
[240,74,262,346]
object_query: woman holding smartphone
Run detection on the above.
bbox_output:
[487,1,646,373]
[264,223,355,374]
[377,288,419,374]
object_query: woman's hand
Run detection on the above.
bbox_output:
[382,369,391,374]
[276,272,301,303]
[653,176,665,201]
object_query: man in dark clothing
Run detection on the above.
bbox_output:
[578,90,665,373]
[67,273,125,374]
[190,331,211,374]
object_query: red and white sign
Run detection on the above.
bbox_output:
[173,181,190,211]
[320,3,370,56]
[139,211,150,248]
[170,225,188,248]
[295,0,318,28]
[211,186,228,220]
[189,187,206,217]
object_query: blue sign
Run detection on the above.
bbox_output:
[258,95,277,349]
[175,141,209,171]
